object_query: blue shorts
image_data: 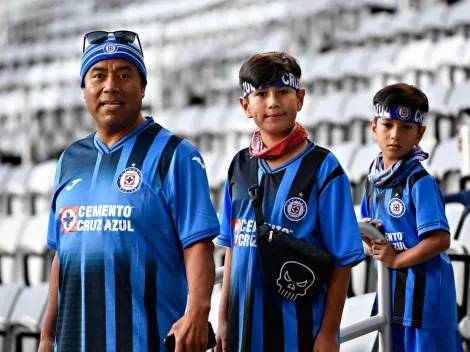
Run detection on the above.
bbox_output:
[392,325,463,352]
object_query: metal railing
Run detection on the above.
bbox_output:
[213,222,392,352]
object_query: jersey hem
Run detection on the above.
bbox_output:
[47,241,57,250]
[215,236,231,248]
[393,317,458,330]
[181,228,219,249]
[333,249,366,268]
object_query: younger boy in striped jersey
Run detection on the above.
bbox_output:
[215,51,365,352]
[361,83,463,351]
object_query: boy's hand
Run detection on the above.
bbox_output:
[361,218,383,255]
[371,239,397,268]
[215,318,228,352]
[313,331,338,352]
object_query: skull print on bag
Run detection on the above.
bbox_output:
[276,261,315,301]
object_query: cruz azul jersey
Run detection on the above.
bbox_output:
[361,163,458,330]
[47,117,220,352]
[216,143,365,352]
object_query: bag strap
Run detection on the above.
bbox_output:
[248,157,265,227]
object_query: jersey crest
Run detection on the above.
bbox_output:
[388,197,406,218]
[117,167,142,193]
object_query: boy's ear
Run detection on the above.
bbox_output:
[296,89,306,112]
[370,120,377,141]
[416,125,426,145]
[239,97,252,118]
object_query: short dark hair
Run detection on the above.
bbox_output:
[373,83,429,113]
[239,51,302,90]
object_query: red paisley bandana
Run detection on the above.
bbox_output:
[249,123,308,160]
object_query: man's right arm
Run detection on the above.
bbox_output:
[215,247,232,352]
[39,252,59,352]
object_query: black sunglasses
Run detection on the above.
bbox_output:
[82,30,144,57]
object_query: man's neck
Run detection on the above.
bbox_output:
[97,113,147,148]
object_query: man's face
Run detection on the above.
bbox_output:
[371,118,426,166]
[240,86,305,139]
[83,59,146,133]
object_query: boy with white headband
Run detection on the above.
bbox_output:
[215,51,365,352]
[361,83,463,351]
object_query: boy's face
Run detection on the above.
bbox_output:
[239,86,305,139]
[371,118,426,165]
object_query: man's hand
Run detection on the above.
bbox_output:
[214,317,227,352]
[168,308,209,352]
[371,238,398,268]
[314,331,338,352]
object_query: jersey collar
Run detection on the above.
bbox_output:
[93,116,154,154]
[260,141,314,174]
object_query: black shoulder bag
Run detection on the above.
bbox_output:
[248,156,335,303]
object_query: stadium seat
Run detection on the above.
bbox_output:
[329,141,358,171]
[386,9,420,40]
[429,137,459,176]
[26,160,56,215]
[446,202,467,240]
[3,165,33,215]
[6,283,49,352]
[311,92,348,146]
[348,143,381,186]
[340,293,378,352]
[416,4,449,37]
[342,90,374,144]
[0,283,22,352]
[0,215,27,284]
[308,51,343,83]
[446,0,470,33]
[16,214,50,286]
[172,106,204,138]
[456,215,470,252]
[447,80,470,117]
[0,165,11,214]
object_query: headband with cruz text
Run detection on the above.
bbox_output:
[242,73,300,99]
[374,104,425,124]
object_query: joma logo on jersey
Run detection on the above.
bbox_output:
[60,205,135,234]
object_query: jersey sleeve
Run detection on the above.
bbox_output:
[317,154,365,268]
[47,155,63,250]
[215,178,233,248]
[165,140,220,249]
[411,175,450,237]
[360,192,369,219]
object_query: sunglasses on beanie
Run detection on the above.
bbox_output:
[82,30,144,57]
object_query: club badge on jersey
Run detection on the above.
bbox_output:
[117,167,143,193]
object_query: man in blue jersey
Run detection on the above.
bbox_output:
[215,51,365,352]
[39,31,220,352]
[361,83,463,351]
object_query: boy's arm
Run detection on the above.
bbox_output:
[372,229,450,269]
[318,265,351,335]
[39,253,59,351]
[218,248,232,324]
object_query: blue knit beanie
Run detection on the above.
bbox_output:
[80,35,147,88]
